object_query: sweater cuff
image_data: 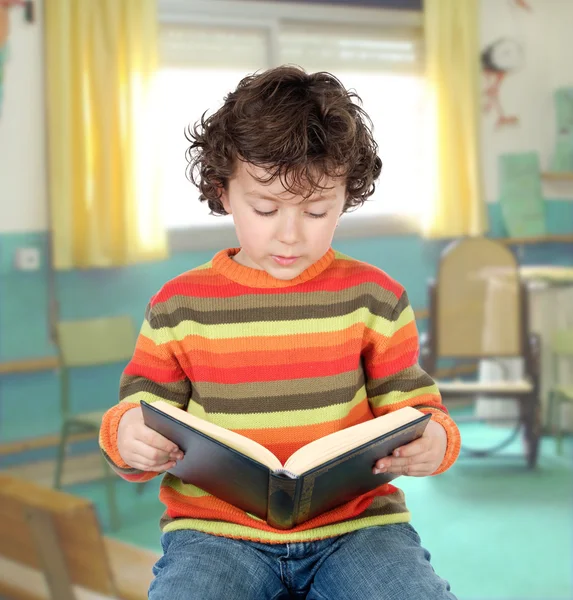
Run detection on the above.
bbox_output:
[419,408,461,475]
[99,402,140,469]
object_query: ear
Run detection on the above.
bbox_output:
[220,188,232,215]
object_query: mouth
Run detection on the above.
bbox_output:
[272,255,299,266]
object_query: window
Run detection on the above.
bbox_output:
[156,1,425,245]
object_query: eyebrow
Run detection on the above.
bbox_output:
[245,191,337,203]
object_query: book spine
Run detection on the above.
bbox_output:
[267,472,301,530]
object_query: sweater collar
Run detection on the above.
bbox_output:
[212,248,335,288]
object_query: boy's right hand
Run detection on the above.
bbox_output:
[117,406,184,471]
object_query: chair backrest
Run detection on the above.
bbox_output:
[56,315,136,367]
[431,237,525,360]
[0,474,118,597]
[0,474,156,600]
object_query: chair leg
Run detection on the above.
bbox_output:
[100,454,121,531]
[523,397,540,469]
[53,422,70,489]
[548,390,566,456]
[555,396,564,456]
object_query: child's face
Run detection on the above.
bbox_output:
[221,162,346,281]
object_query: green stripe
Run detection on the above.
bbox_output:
[142,307,408,343]
[161,512,410,543]
[164,476,211,498]
[368,384,440,409]
[187,387,367,430]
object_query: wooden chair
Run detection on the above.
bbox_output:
[421,237,541,468]
[53,316,137,530]
[0,474,158,600]
[547,329,573,455]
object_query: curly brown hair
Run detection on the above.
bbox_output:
[185,65,382,215]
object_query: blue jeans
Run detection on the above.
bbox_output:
[149,523,457,599]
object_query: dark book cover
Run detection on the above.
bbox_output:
[141,401,431,529]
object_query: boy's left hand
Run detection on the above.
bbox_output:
[373,419,447,477]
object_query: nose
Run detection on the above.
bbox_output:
[275,212,302,245]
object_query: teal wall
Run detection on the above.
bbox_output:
[1,201,572,455]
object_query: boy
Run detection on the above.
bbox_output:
[99,65,460,599]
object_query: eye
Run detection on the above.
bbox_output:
[254,209,277,217]
[307,212,328,219]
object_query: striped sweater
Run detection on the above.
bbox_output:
[100,247,460,543]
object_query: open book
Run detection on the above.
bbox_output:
[141,400,431,529]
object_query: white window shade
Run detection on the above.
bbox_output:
[159,24,269,69]
[156,17,427,232]
[279,22,422,73]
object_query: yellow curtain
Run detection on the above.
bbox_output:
[422,0,488,238]
[44,0,168,269]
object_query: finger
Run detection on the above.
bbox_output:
[131,439,181,465]
[137,429,183,459]
[374,452,433,472]
[375,460,435,477]
[147,460,177,473]
[129,458,177,472]
[398,463,436,477]
[391,437,432,458]
[374,448,433,472]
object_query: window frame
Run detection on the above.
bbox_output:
[159,0,423,252]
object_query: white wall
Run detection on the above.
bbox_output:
[480,0,573,202]
[0,0,571,234]
[0,0,47,233]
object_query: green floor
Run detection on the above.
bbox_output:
[67,425,573,600]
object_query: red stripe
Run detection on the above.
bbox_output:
[366,350,418,380]
[152,264,403,303]
[185,355,360,384]
[124,360,187,383]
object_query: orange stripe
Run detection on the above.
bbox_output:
[370,335,417,366]
[236,400,374,462]
[171,324,365,355]
[160,482,396,533]
[153,261,403,302]
[178,339,361,369]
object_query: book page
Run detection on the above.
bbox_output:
[149,401,283,471]
[284,407,425,475]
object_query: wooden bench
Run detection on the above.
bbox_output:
[0,474,159,600]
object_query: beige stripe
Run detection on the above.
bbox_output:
[151,282,399,315]
[193,382,363,415]
[192,370,363,401]
[189,387,368,430]
[367,367,436,396]
[120,375,191,404]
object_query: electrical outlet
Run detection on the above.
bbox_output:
[14,247,41,271]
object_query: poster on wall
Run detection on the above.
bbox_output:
[550,87,573,172]
[481,0,532,130]
[481,37,524,128]
[498,152,546,238]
